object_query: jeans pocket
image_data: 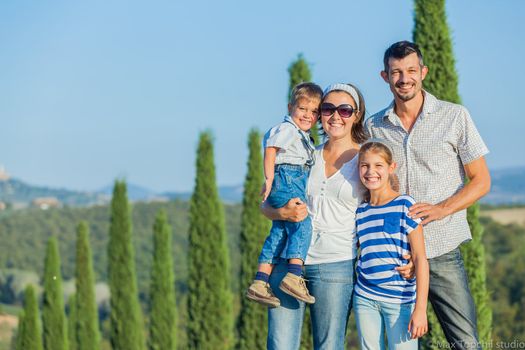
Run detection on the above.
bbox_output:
[429,248,465,275]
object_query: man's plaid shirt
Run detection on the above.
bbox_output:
[365,91,489,258]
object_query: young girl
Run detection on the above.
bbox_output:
[353,139,429,350]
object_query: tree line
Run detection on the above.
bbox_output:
[1,0,507,348]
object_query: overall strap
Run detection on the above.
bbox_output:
[284,119,315,167]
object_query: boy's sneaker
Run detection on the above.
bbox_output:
[279,273,315,304]
[246,280,281,308]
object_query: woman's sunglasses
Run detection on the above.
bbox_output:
[320,103,357,118]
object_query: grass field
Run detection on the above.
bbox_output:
[0,315,17,350]
[480,207,525,226]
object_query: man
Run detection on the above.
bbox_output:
[365,41,491,350]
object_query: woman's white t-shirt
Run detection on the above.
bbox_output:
[304,144,366,265]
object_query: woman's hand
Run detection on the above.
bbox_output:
[408,307,428,339]
[395,254,415,279]
[283,198,308,222]
[260,198,308,222]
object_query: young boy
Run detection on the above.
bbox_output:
[246,82,322,307]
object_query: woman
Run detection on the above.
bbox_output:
[262,83,412,349]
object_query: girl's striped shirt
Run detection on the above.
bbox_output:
[354,194,421,304]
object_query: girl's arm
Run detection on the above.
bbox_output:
[261,147,278,201]
[407,224,429,339]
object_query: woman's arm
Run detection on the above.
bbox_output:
[407,224,429,339]
[260,198,308,222]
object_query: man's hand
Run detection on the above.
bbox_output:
[395,254,415,279]
[408,157,490,226]
[408,202,449,225]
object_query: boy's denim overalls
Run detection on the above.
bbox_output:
[258,121,314,264]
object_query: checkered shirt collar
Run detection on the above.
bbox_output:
[382,90,439,122]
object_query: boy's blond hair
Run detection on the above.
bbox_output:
[289,82,323,106]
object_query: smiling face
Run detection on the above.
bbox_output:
[381,52,428,102]
[288,97,320,132]
[320,91,357,140]
[359,149,396,192]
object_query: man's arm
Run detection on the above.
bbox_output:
[409,156,491,225]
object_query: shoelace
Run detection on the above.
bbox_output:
[299,278,309,293]
[266,284,276,297]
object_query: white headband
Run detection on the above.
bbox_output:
[323,83,360,111]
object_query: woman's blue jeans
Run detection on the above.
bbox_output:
[267,259,355,350]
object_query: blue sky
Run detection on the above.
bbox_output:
[1,1,524,192]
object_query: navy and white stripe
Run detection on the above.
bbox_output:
[354,195,421,304]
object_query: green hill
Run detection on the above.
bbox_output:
[0,201,524,345]
[0,200,242,303]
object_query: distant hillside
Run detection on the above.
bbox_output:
[481,207,525,226]
[0,178,108,208]
[98,183,160,201]
[1,165,523,208]
[481,166,525,205]
[162,184,243,204]
[0,200,243,304]
[0,178,244,209]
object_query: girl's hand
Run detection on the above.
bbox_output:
[408,308,428,339]
[395,254,415,279]
[260,179,273,202]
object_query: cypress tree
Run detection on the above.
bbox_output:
[187,131,233,350]
[18,285,43,350]
[149,210,177,350]
[461,205,492,343]
[107,180,145,350]
[42,236,68,350]
[236,129,271,349]
[413,0,459,104]
[288,54,319,145]
[413,0,492,347]
[75,222,100,350]
[16,312,26,350]
[67,294,77,350]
